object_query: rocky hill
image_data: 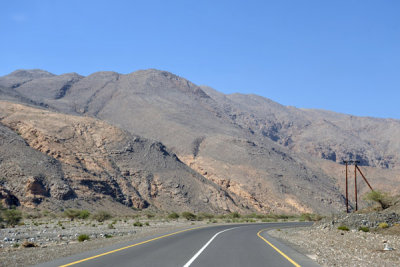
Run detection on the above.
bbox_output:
[0,69,399,214]
[0,102,240,213]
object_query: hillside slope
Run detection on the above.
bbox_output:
[0,101,241,213]
[1,69,399,213]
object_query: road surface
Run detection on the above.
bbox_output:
[37,222,320,267]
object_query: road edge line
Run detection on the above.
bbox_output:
[59,225,206,267]
[257,229,301,267]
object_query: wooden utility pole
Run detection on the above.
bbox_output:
[345,161,349,213]
[354,162,358,211]
[343,160,373,213]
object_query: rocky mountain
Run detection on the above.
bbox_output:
[0,102,239,213]
[0,69,398,214]
[202,87,400,169]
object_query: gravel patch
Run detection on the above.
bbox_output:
[269,226,400,267]
[0,219,206,266]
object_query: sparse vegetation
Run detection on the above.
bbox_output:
[78,210,91,219]
[299,213,323,222]
[262,218,277,222]
[63,209,80,221]
[197,213,214,220]
[92,211,112,222]
[229,212,241,218]
[181,212,196,221]
[337,225,350,231]
[168,212,180,219]
[378,222,389,229]
[358,226,369,232]
[2,208,22,226]
[133,221,143,227]
[77,234,90,242]
[146,213,155,219]
[64,209,91,220]
[363,191,392,210]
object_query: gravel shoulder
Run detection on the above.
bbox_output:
[269,224,400,267]
[0,218,208,267]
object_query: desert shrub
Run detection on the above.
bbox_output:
[24,211,42,219]
[364,191,392,210]
[267,214,289,220]
[244,213,257,218]
[359,226,370,232]
[0,204,4,223]
[146,213,155,219]
[197,213,214,220]
[78,234,90,242]
[133,221,143,227]
[13,243,20,248]
[92,211,112,222]
[299,213,312,221]
[337,225,350,231]
[229,212,241,218]
[145,222,150,226]
[216,214,227,219]
[262,218,277,222]
[64,209,91,220]
[104,234,113,238]
[42,210,51,217]
[299,213,323,222]
[168,212,180,219]
[108,223,115,229]
[378,222,389,229]
[78,210,90,219]
[3,209,22,226]
[63,209,81,221]
[181,212,196,221]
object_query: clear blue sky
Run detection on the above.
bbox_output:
[1,0,399,119]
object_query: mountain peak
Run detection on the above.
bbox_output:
[125,69,210,98]
[7,69,55,79]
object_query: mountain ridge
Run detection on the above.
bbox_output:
[0,68,398,214]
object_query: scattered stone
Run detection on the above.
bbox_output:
[269,214,400,267]
[21,241,37,248]
[0,218,204,266]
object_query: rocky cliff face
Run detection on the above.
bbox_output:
[0,69,398,214]
[0,102,240,213]
[201,88,400,170]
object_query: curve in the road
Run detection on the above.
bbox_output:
[37,222,320,267]
[183,226,239,267]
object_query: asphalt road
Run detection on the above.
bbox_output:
[37,222,320,267]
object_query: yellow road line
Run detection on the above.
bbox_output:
[59,226,206,267]
[257,229,301,267]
